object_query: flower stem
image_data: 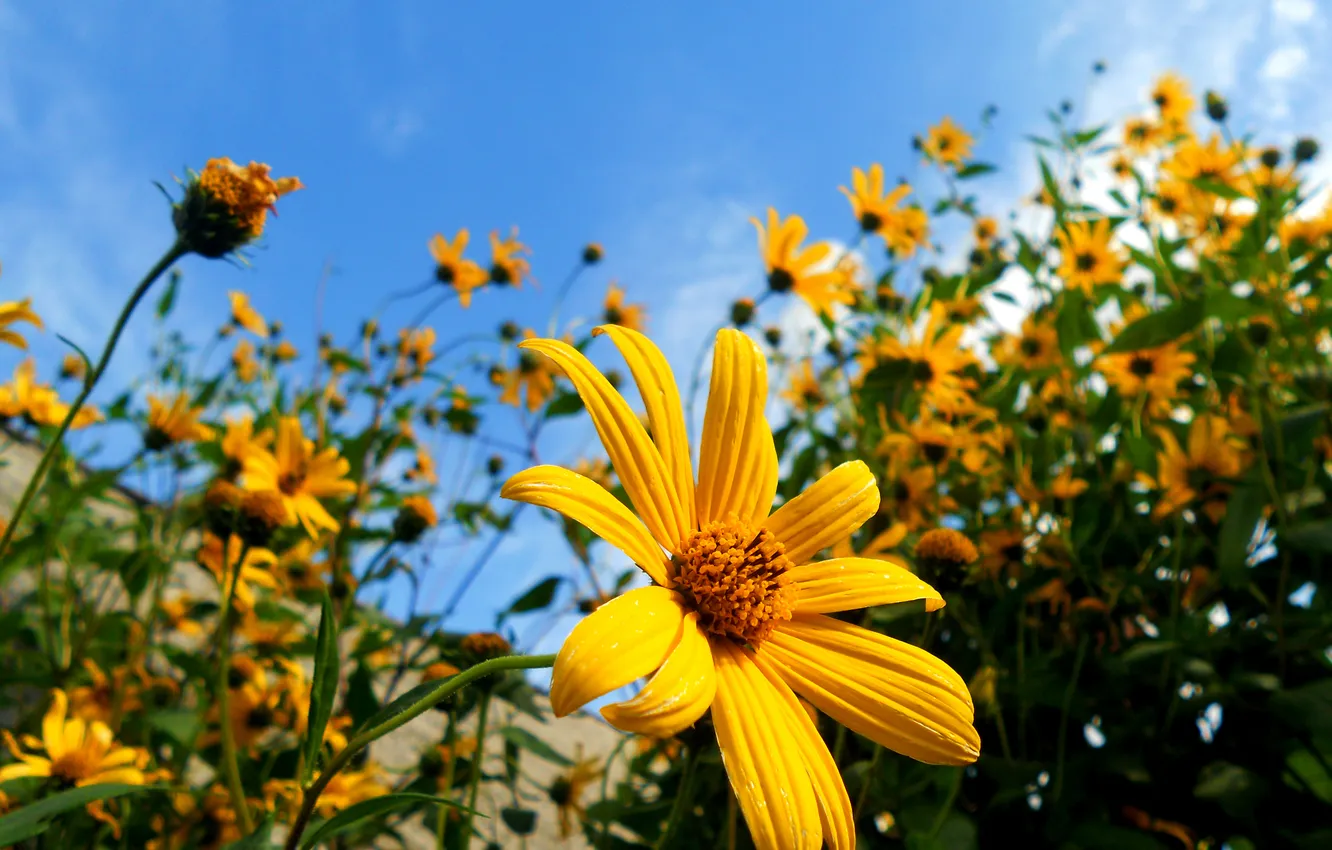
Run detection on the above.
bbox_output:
[0,239,187,557]
[436,711,457,850]
[655,745,698,850]
[1052,633,1089,803]
[281,653,555,850]
[216,542,255,835]
[459,689,492,848]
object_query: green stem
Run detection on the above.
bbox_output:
[927,768,962,837]
[436,712,457,850]
[655,746,698,850]
[282,653,555,850]
[1053,633,1089,803]
[853,745,884,820]
[217,541,255,834]
[459,690,493,849]
[0,239,186,557]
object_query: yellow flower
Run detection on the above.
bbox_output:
[313,765,389,816]
[921,117,974,169]
[59,353,87,381]
[497,329,559,412]
[208,661,288,752]
[0,297,43,350]
[1122,117,1163,155]
[429,229,489,307]
[502,326,977,850]
[973,216,999,247]
[1164,133,1242,188]
[67,659,178,726]
[0,358,100,428]
[1095,343,1196,402]
[228,291,269,337]
[488,227,531,287]
[0,689,149,786]
[781,360,825,413]
[197,158,303,240]
[221,414,273,473]
[146,392,216,448]
[1055,219,1124,293]
[751,208,853,317]
[242,416,357,537]
[1049,467,1090,500]
[396,327,436,378]
[879,412,957,466]
[232,338,259,382]
[839,164,912,236]
[160,594,205,638]
[994,315,1062,371]
[603,282,646,332]
[859,303,977,414]
[273,339,298,362]
[1150,72,1195,129]
[1146,414,1247,522]
[549,755,603,838]
[197,532,279,612]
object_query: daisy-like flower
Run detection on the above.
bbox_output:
[839,164,912,236]
[1055,219,1124,293]
[1143,414,1248,522]
[1095,342,1196,402]
[232,338,260,383]
[0,359,101,428]
[429,230,489,307]
[1164,134,1242,188]
[0,297,43,350]
[488,227,531,287]
[1151,72,1195,130]
[197,532,280,612]
[859,302,977,415]
[994,315,1062,371]
[751,208,853,317]
[242,416,357,537]
[973,216,1000,248]
[501,326,978,850]
[921,117,974,169]
[497,329,559,412]
[220,414,273,476]
[549,754,603,838]
[312,765,389,816]
[781,360,825,413]
[228,291,268,337]
[1122,117,1163,155]
[177,158,302,257]
[395,327,436,381]
[146,392,216,450]
[0,689,149,786]
[603,282,647,332]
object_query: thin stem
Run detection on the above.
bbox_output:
[0,239,186,556]
[459,690,493,848]
[282,653,556,850]
[927,767,962,838]
[655,746,699,850]
[1053,633,1089,803]
[216,542,255,834]
[436,711,457,850]
[853,745,884,820]
[546,261,587,336]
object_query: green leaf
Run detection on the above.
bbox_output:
[356,677,447,735]
[1103,298,1206,353]
[499,725,573,767]
[149,708,202,748]
[955,162,997,180]
[301,591,340,785]
[498,576,561,624]
[324,350,368,374]
[543,390,584,419]
[301,792,478,849]
[1189,177,1245,200]
[501,807,538,835]
[156,269,182,319]
[0,784,164,845]
[1282,520,1332,555]
[1217,475,1267,587]
[1119,640,1178,664]
[223,816,276,848]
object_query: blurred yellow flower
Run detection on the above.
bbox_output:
[243,416,357,537]
[228,291,269,337]
[751,207,853,316]
[1056,219,1124,293]
[488,227,531,287]
[146,392,216,448]
[1095,342,1196,402]
[781,359,825,413]
[1150,72,1194,129]
[839,164,912,236]
[602,282,646,332]
[0,688,149,786]
[921,116,974,169]
[429,229,489,307]
[198,158,303,240]
[0,297,43,350]
[232,338,260,382]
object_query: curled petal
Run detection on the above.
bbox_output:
[765,461,879,565]
[550,587,686,717]
[789,558,943,614]
[697,329,775,527]
[600,613,715,737]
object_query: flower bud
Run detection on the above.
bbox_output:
[730,298,756,327]
[582,243,604,265]
[1204,91,1228,122]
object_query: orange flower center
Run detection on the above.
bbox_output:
[670,521,794,644]
[50,748,101,784]
[278,461,307,495]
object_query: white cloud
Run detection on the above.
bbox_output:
[1273,0,1317,24]
[1261,44,1309,80]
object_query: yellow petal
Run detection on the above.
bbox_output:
[712,640,821,850]
[43,689,68,759]
[789,558,943,614]
[593,325,696,532]
[600,613,715,737]
[550,586,686,717]
[765,461,879,565]
[697,329,776,526]
[750,651,854,850]
[761,614,980,765]
[502,465,669,586]
[521,339,689,553]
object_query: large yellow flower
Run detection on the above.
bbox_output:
[242,417,357,537]
[751,208,854,317]
[1095,342,1196,402]
[839,164,912,236]
[502,326,978,850]
[858,303,977,415]
[0,297,43,350]
[0,689,149,786]
[1055,219,1124,293]
[1145,414,1247,522]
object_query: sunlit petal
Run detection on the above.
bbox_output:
[765,461,879,565]
[697,329,775,526]
[789,557,943,614]
[601,613,715,737]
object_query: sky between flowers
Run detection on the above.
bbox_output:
[0,0,1328,658]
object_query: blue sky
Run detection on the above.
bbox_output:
[2,0,1328,663]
